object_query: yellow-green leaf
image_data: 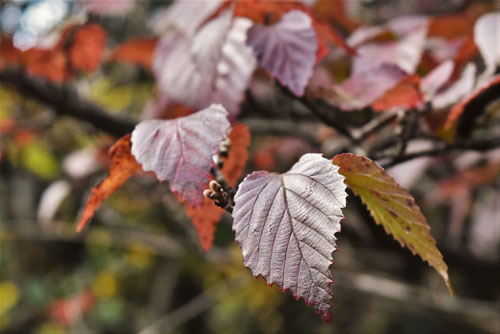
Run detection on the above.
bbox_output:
[332,153,452,294]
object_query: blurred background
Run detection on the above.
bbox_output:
[0,0,499,333]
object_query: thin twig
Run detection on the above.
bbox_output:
[351,112,398,142]
[381,136,500,168]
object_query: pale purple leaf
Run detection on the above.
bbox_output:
[474,12,500,80]
[347,25,387,48]
[149,0,222,36]
[431,63,476,110]
[37,180,71,229]
[153,9,256,117]
[232,153,347,322]
[387,15,428,38]
[421,60,454,100]
[353,27,427,75]
[80,0,135,16]
[131,104,230,206]
[322,64,407,110]
[468,190,500,261]
[426,37,463,63]
[247,10,318,96]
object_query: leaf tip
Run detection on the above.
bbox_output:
[76,218,89,233]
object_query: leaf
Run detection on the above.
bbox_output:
[428,14,474,39]
[247,10,318,96]
[149,0,223,36]
[221,124,251,187]
[371,75,423,112]
[313,0,360,32]
[444,74,500,132]
[319,63,408,111]
[231,0,354,60]
[153,9,256,117]
[420,60,454,99]
[332,153,452,294]
[184,197,225,252]
[474,12,500,79]
[131,104,231,207]
[431,62,476,110]
[50,290,95,326]
[77,134,141,232]
[0,37,20,68]
[352,27,427,75]
[178,123,250,252]
[110,38,158,71]
[23,48,69,83]
[70,23,107,73]
[232,153,347,322]
[80,0,135,16]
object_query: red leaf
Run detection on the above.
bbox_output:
[313,0,361,33]
[23,48,69,83]
[371,75,423,111]
[77,134,141,232]
[70,23,107,73]
[453,34,478,76]
[183,197,225,252]
[445,75,500,130]
[50,290,95,327]
[0,37,20,69]
[428,15,474,39]
[221,124,251,187]
[312,18,356,60]
[110,37,158,71]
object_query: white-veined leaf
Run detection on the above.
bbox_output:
[153,9,256,117]
[131,104,230,206]
[232,153,347,322]
[247,10,318,96]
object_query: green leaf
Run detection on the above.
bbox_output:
[332,153,452,294]
[22,142,60,180]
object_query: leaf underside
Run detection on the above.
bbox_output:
[232,153,347,322]
[153,9,256,117]
[131,104,230,207]
[332,153,452,294]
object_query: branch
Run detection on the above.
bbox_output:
[381,135,500,168]
[276,84,355,141]
[0,69,136,137]
[351,112,398,142]
[243,118,322,145]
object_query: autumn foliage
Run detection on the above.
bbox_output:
[1,0,499,331]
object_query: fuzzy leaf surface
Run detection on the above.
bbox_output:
[232,153,347,322]
[131,105,230,207]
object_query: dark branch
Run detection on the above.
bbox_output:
[0,69,136,137]
[381,136,500,168]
